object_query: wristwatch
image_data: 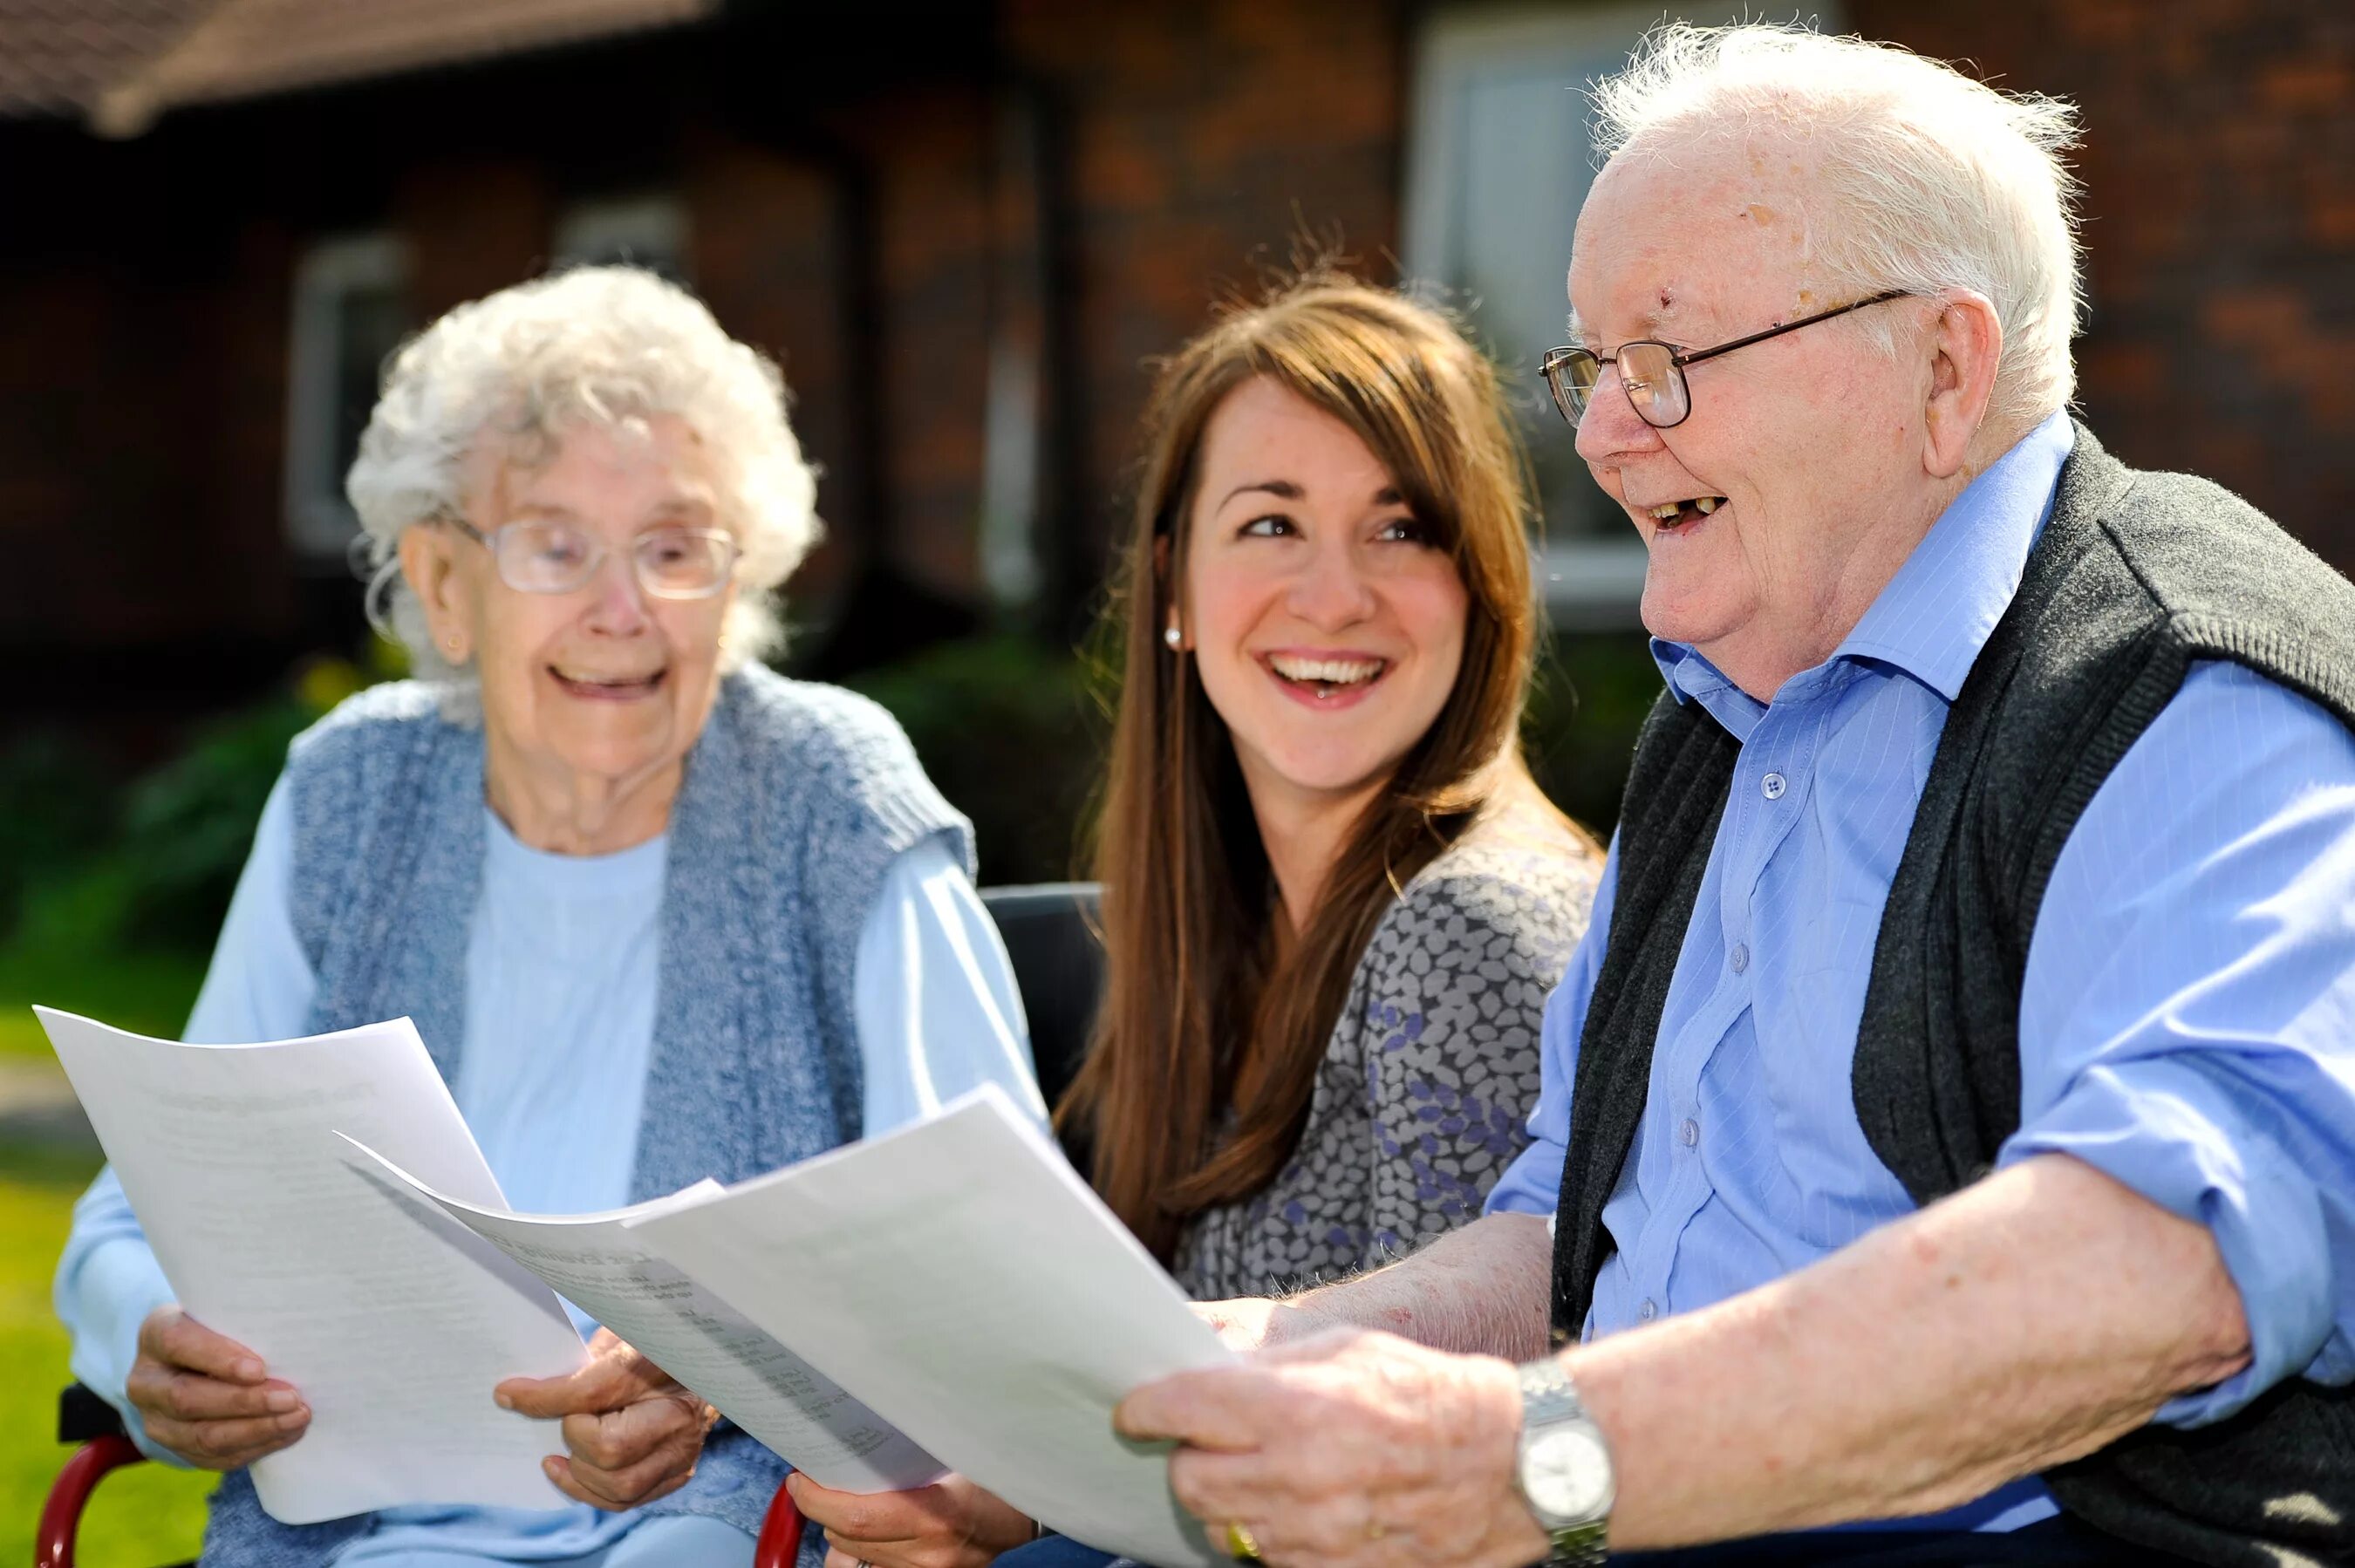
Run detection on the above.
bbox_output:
[1512,1358,1614,1566]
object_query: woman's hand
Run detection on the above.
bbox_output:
[496,1327,717,1510]
[785,1470,1037,1568]
[124,1305,311,1469]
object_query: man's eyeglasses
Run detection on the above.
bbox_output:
[1541,290,1912,430]
[438,514,741,598]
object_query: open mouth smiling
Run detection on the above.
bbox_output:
[550,665,668,699]
[1264,652,1389,704]
[1642,494,1726,532]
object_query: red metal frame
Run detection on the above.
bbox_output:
[755,1482,806,1568]
[40,1429,804,1568]
[38,1433,147,1568]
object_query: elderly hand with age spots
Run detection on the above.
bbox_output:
[495,1326,718,1510]
[1114,1326,1546,1568]
[786,1469,1041,1568]
[124,1305,311,1470]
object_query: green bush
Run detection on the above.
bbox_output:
[840,628,1660,890]
[1524,630,1661,837]
[0,627,1657,971]
[0,735,115,935]
[10,698,311,962]
[3,652,384,965]
[845,634,1107,888]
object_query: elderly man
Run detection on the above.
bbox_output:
[1113,23,2355,1568]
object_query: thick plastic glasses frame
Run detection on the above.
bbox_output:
[1540,289,1912,430]
[437,513,741,598]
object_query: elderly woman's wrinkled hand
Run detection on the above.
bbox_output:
[496,1327,717,1511]
[786,1470,1037,1568]
[1114,1326,1544,1568]
[125,1304,311,1470]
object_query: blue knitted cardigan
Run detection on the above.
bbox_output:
[196,665,972,1568]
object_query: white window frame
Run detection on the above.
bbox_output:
[553,193,690,279]
[1403,3,1833,626]
[283,232,411,562]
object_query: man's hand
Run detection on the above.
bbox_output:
[785,1470,1036,1568]
[125,1305,311,1470]
[496,1327,716,1510]
[1116,1327,1545,1568]
[1191,1297,1322,1353]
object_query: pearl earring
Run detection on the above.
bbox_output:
[1164,624,1183,650]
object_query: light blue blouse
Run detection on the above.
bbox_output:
[57,775,1044,1560]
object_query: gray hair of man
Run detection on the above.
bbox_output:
[1588,22,2084,438]
[348,264,820,688]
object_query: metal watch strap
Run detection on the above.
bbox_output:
[1516,1360,1610,1567]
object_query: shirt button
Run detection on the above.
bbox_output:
[1680,1117,1700,1149]
[1730,942,1750,974]
[1760,771,1787,800]
[1637,1298,1659,1322]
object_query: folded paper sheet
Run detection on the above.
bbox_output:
[628,1085,1236,1568]
[342,1145,945,1493]
[37,1007,584,1523]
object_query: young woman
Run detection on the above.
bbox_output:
[790,269,1601,1567]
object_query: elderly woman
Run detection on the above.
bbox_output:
[53,265,1041,1568]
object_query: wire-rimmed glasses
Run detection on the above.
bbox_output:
[438,514,742,598]
[1540,290,1912,430]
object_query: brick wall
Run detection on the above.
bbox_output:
[1005,0,1408,575]
[3,0,2349,744]
[682,126,864,610]
[0,121,304,736]
[1857,0,2355,561]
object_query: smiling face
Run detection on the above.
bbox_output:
[1179,377,1470,824]
[1568,139,1942,695]
[408,414,736,848]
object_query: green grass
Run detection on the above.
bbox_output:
[0,943,208,1061]
[0,1161,214,1566]
[0,937,214,1561]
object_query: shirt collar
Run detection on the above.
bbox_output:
[1649,409,2075,710]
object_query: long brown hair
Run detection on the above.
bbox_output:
[1058,269,1557,1261]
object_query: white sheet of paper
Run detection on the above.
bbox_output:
[628,1083,1235,1568]
[341,1139,946,1492]
[37,1007,584,1524]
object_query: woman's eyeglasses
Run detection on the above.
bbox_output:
[437,515,741,598]
[1540,290,1912,430]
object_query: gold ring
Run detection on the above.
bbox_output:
[1224,1519,1263,1561]
[1365,1517,1388,1541]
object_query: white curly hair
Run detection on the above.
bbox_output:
[347,264,819,685]
[1587,22,2084,434]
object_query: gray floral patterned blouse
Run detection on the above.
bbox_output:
[1170,792,1601,1300]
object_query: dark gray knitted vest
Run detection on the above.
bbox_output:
[199,665,972,1568]
[1547,425,2355,1567]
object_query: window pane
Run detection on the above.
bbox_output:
[333,283,409,498]
[1403,5,1809,619]
[284,233,412,562]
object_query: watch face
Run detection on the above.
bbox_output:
[1526,1427,1613,1522]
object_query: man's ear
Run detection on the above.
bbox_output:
[1921,290,2003,481]
[399,522,474,664]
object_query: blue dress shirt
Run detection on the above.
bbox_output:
[1485,412,2355,1530]
[56,783,1044,1562]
